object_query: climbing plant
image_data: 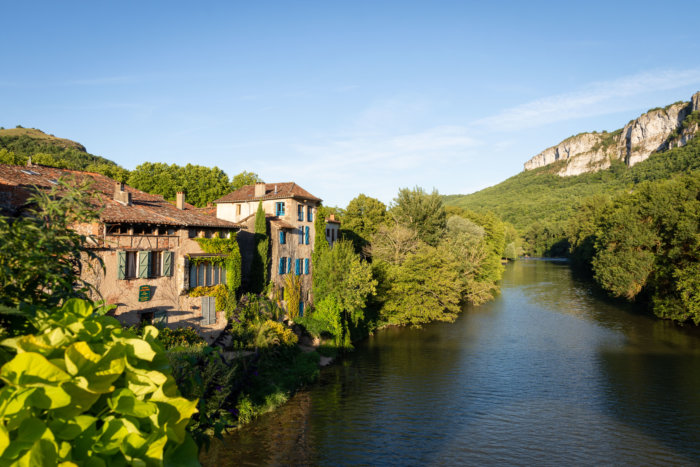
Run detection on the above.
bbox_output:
[283,274,301,320]
[252,202,269,293]
[191,234,242,312]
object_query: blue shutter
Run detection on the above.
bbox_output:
[304,258,309,275]
[279,257,285,275]
[279,231,285,244]
[305,226,310,245]
[163,251,173,277]
[307,208,313,222]
[288,258,292,274]
[295,259,300,275]
[299,301,304,317]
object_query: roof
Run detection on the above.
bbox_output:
[214,182,322,204]
[0,164,239,229]
[325,218,341,225]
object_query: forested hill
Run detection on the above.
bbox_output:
[0,127,262,207]
[443,135,700,233]
[0,127,119,170]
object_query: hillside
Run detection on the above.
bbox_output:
[0,127,119,170]
[443,135,700,234]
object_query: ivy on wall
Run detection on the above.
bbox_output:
[189,234,242,312]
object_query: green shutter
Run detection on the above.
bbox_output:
[163,251,173,277]
[117,251,126,280]
[138,251,150,279]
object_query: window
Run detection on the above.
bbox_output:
[107,224,130,235]
[287,257,292,274]
[298,205,304,221]
[204,230,213,238]
[149,251,162,278]
[167,228,176,236]
[304,258,310,275]
[307,208,313,222]
[298,227,304,244]
[295,258,301,275]
[219,230,230,239]
[305,226,310,245]
[278,257,287,275]
[126,251,137,279]
[280,231,286,244]
[133,225,152,236]
[236,204,241,216]
[189,260,226,288]
[188,229,197,238]
[276,202,285,216]
[326,228,330,240]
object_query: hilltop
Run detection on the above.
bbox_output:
[0,126,120,170]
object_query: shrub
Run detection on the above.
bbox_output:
[0,299,199,465]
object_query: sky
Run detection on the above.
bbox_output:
[3,1,700,208]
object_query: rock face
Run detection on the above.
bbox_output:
[524,91,700,176]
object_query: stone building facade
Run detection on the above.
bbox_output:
[0,163,238,340]
[215,182,321,312]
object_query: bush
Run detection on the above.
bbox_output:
[0,299,199,465]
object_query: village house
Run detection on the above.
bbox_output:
[214,182,322,313]
[0,163,239,339]
[325,213,341,246]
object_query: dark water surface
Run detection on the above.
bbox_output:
[203,260,700,466]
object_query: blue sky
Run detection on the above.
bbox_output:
[3,1,700,207]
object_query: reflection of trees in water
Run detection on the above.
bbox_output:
[201,391,315,466]
[598,349,700,462]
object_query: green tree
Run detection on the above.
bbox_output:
[390,187,446,246]
[343,194,386,251]
[312,240,376,347]
[251,202,269,293]
[231,171,263,190]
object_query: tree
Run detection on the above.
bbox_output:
[251,202,269,293]
[0,178,102,328]
[312,240,376,347]
[367,224,420,265]
[343,194,386,251]
[390,187,446,246]
[231,171,263,190]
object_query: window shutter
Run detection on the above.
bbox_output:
[295,259,300,275]
[117,251,126,280]
[304,258,309,275]
[279,257,285,275]
[138,251,150,279]
[288,257,292,274]
[305,226,310,245]
[189,262,197,289]
[221,266,227,285]
[163,251,173,277]
[279,231,285,244]
[307,208,313,222]
[201,296,211,325]
[154,310,167,326]
[299,301,304,317]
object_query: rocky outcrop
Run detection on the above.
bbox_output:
[524,91,700,176]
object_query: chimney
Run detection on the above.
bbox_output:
[114,182,132,206]
[254,182,266,198]
[176,191,185,210]
[274,184,278,194]
[330,213,336,221]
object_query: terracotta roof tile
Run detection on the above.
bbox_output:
[214,182,321,204]
[0,164,239,229]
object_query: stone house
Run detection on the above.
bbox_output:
[214,182,322,313]
[0,163,239,340]
[325,214,341,247]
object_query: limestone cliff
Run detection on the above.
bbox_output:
[524,91,700,176]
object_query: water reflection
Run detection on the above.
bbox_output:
[204,260,700,466]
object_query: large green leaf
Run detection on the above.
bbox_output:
[28,385,72,409]
[125,339,156,362]
[108,389,157,418]
[0,352,71,387]
[65,343,125,393]
[61,299,94,318]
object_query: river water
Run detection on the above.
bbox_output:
[204,260,700,466]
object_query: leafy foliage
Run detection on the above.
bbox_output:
[0,299,199,465]
[251,202,269,293]
[283,274,302,320]
[390,187,446,246]
[343,194,387,252]
[194,235,242,311]
[231,171,263,191]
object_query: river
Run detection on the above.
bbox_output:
[203,259,700,465]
